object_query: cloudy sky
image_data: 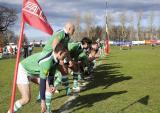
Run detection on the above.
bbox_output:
[1,0,160,41]
[107,0,160,28]
[0,0,106,41]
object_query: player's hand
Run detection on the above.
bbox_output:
[41,100,46,113]
[78,61,82,65]
[68,60,73,67]
[60,60,65,65]
[49,86,56,93]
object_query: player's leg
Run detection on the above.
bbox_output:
[58,62,71,95]
[45,79,56,113]
[70,62,81,92]
[7,63,31,113]
[17,84,31,105]
[36,78,53,113]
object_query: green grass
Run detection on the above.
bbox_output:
[0,45,160,113]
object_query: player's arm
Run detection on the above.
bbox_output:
[67,43,78,67]
[48,76,54,86]
[95,51,100,58]
[79,52,89,67]
[52,32,64,51]
[39,68,48,104]
[52,38,60,51]
[40,77,46,101]
[40,77,47,113]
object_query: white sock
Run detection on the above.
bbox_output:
[14,100,22,112]
[7,100,22,113]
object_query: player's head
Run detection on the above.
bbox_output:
[64,22,75,36]
[81,37,92,49]
[53,45,67,60]
[91,42,99,50]
[88,49,96,61]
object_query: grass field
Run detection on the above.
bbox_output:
[0,45,160,113]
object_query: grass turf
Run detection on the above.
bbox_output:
[0,45,160,113]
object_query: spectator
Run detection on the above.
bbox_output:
[23,43,28,58]
[28,45,33,56]
[0,46,3,59]
[9,46,13,55]
[14,47,17,55]
[3,46,8,55]
[40,40,43,47]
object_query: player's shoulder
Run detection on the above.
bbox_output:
[69,42,80,46]
[56,29,65,35]
[55,29,65,38]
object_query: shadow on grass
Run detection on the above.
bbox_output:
[84,63,132,91]
[117,95,149,113]
[54,90,127,113]
[53,61,133,112]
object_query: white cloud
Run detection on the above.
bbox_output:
[1,0,105,39]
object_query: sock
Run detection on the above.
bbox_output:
[54,76,61,88]
[78,74,82,81]
[7,100,22,113]
[45,92,52,112]
[36,92,41,102]
[61,75,68,86]
[54,70,62,87]
[66,86,71,96]
[62,75,71,95]
[73,73,79,88]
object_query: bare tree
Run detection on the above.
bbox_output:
[157,24,160,40]
[128,15,134,41]
[119,12,126,41]
[106,11,114,40]
[0,6,17,32]
[83,12,95,38]
[148,11,155,39]
[0,32,4,47]
[73,13,81,41]
[136,11,143,41]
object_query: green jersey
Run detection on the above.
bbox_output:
[78,52,88,66]
[68,42,83,60]
[21,53,58,79]
[43,29,70,53]
[68,42,88,66]
[21,53,41,75]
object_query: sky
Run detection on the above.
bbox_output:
[0,0,106,41]
[107,0,160,28]
[1,0,160,41]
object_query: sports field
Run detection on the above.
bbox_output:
[0,45,160,113]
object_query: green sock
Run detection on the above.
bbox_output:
[62,75,71,95]
[36,92,41,102]
[66,86,71,96]
[73,73,79,88]
[54,70,62,88]
[78,74,82,81]
[45,92,52,112]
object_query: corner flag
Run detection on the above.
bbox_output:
[23,0,53,35]
[9,0,53,113]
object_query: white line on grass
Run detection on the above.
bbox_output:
[58,94,79,113]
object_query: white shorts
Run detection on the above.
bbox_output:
[17,63,30,84]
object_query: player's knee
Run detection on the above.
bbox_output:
[61,70,68,75]
[22,96,30,104]
[62,82,69,86]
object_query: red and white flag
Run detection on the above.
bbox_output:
[10,1,53,112]
[22,0,53,35]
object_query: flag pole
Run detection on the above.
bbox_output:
[10,18,25,113]
[106,0,110,54]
